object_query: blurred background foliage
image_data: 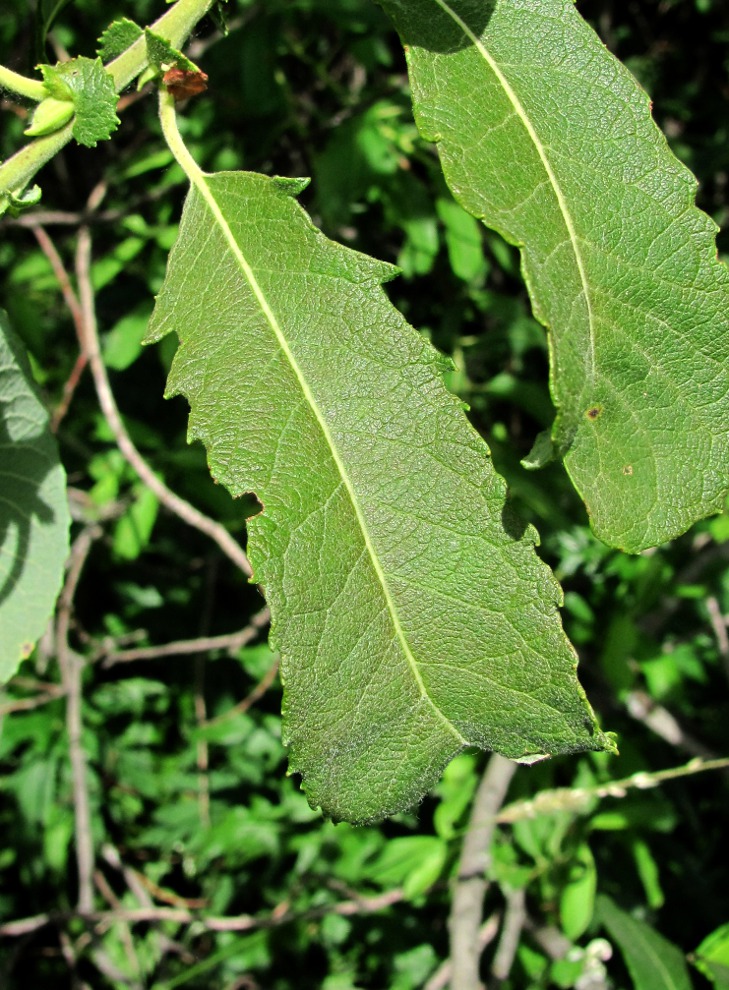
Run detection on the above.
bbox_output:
[1,0,729,986]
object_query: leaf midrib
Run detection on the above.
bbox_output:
[193,172,467,747]
[429,0,596,384]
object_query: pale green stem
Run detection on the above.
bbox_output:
[106,0,216,91]
[0,64,47,102]
[0,121,75,200]
[157,88,207,183]
[0,0,216,201]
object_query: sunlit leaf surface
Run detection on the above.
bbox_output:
[379,0,729,552]
[147,170,613,822]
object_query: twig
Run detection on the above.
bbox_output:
[0,683,65,717]
[32,225,89,428]
[204,653,279,727]
[523,917,571,960]
[101,607,270,666]
[101,846,198,964]
[32,226,85,329]
[424,914,501,990]
[56,526,101,915]
[706,595,729,682]
[73,224,252,578]
[93,870,142,986]
[624,690,717,760]
[496,755,729,824]
[0,886,407,938]
[448,754,518,990]
[640,537,729,637]
[488,887,526,987]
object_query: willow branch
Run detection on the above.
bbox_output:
[102,607,269,666]
[74,225,252,578]
[448,754,517,990]
[424,915,501,990]
[496,755,729,825]
[488,887,526,987]
[0,887,406,939]
[56,525,101,915]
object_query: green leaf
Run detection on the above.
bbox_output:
[694,924,729,989]
[0,185,42,219]
[597,894,693,990]
[144,28,200,74]
[112,482,159,560]
[146,169,613,823]
[559,841,596,940]
[0,315,70,679]
[436,194,488,284]
[97,18,143,61]
[40,56,119,147]
[378,0,729,552]
[23,96,75,138]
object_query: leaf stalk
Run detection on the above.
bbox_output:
[0,64,47,102]
[0,0,216,204]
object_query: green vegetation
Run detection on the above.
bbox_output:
[1,0,728,986]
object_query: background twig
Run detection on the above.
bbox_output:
[448,754,518,990]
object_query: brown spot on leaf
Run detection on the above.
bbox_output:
[586,406,602,420]
[622,465,633,476]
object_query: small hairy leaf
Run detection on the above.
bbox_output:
[24,97,75,138]
[147,169,613,822]
[379,0,729,552]
[0,315,70,680]
[144,28,200,74]
[40,57,119,147]
[97,18,143,61]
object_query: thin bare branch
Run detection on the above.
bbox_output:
[101,606,270,666]
[56,526,102,915]
[32,225,84,330]
[706,595,729,682]
[496,755,729,825]
[73,225,252,578]
[624,690,717,760]
[448,755,518,990]
[424,915,501,990]
[204,653,279,727]
[488,887,526,987]
[32,225,88,428]
[0,683,65,717]
[0,886,406,939]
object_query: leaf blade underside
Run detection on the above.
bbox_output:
[146,171,613,823]
[0,315,70,679]
[379,0,729,552]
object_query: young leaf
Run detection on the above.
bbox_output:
[144,28,201,74]
[39,57,119,147]
[378,0,729,553]
[598,894,693,990]
[97,18,143,62]
[146,167,614,823]
[0,315,70,680]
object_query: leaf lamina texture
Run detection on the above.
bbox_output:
[147,171,611,822]
[379,0,729,552]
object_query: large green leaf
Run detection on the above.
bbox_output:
[598,895,694,990]
[146,170,614,823]
[378,0,729,552]
[0,315,70,680]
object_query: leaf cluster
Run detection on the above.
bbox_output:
[1,0,729,986]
